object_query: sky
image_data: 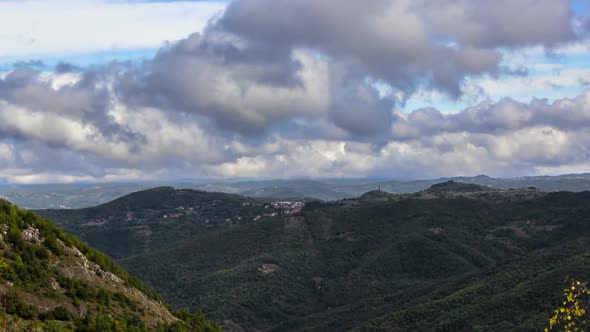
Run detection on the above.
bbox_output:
[0,0,589,184]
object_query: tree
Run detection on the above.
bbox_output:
[546,278,590,332]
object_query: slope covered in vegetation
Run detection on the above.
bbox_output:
[0,199,220,331]
[38,187,277,259]
[40,185,590,331]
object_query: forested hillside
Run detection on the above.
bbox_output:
[38,187,295,260]
[40,184,590,331]
[0,199,220,331]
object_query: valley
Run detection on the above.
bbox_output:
[36,182,590,331]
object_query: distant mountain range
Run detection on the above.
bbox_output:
[3,173,590,209]
[37,183,590,331]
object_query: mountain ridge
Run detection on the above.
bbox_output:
[6,173,590,209]
[37,185,590,331]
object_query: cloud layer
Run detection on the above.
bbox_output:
[0,0,589,183]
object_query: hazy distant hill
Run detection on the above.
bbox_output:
[0,199,220,331]
[38,183,590,331]
[427,180,498,192]
[193,174,590,200]
[4,173,590,209]
[37,187,293,259]
[0,183,153,209]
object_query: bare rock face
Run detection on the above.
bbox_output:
[22,226,44,243]
[53,240,177,324]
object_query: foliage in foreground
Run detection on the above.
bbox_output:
[546,278,590,332]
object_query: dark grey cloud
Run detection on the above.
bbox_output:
[116,33,322,135]
[330,77,394,137]
[216,0,576,96]
[108,0,582,139]
[113,0,583,137]
[418,0,575,48]
[54,62,81,73]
